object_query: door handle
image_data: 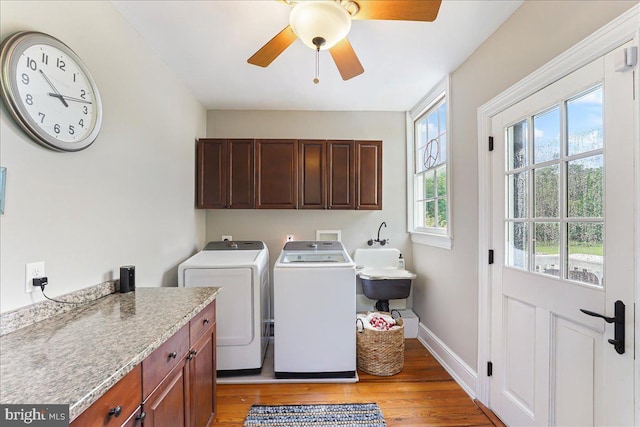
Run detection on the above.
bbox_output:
[580,300,625,354]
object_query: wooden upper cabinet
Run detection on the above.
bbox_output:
[197,139,254,209]
[255,139,298,209]
[355,140,382,210]
[228,139,255,209]
[299,140,327,209]
[328,140,355,210]
[197,139,226,209]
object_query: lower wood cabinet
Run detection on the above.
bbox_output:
[71,301,217,427]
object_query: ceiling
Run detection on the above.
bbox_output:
[112,0,523,112]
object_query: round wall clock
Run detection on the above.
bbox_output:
[0,31,102,152]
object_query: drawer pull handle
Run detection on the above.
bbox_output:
[108,405,122,417]
[203,319,210,325]
[168,351,178,359]
[136,412,146,421]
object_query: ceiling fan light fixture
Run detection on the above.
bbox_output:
[289,1,351,50]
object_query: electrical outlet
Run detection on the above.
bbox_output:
[25,261,45,293]
[221,235,232,242]
[286,234,294,242]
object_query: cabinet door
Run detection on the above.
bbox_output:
[355,140,382,210]
[143,359,189,427]
[255,139,298,209]
[197,139,227,209]
[228,139,254,209]
[328,140,355,209]
[298,140,326,209]
[189,327,216,427]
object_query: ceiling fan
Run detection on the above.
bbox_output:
[247,0,442,83]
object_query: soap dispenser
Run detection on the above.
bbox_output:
[398,253,405,269]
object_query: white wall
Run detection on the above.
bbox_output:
[411,0,638,369]
[0,1,207,312]
[205,110,411,311]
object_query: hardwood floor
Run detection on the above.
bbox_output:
[215,339,505,426]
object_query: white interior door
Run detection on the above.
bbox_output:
[489,41,636,426]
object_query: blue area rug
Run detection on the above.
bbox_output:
[243,403,387,426]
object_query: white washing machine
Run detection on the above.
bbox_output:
[178,241,269,375]
[273,241,356,379]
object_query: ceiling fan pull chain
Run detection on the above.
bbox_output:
[312,36,325,85]
[314,47,320,84]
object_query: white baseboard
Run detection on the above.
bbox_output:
[417,322,478,399]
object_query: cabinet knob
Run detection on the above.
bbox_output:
[203,318,210,325]
[136,412,146,421]
[187,349,197,360]
[168,351,177,359]
[108,405,122,418]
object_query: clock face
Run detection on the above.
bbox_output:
[1,32,102,152]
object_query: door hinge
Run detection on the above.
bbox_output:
[487,361,493,377]
[488,249,494,265]
[488,136,494,152]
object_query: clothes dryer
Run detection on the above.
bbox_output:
[178,241,269,375]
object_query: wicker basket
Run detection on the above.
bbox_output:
[356,315,405,376]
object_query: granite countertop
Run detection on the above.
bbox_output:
[0,287,220,420]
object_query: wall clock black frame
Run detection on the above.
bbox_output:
[0,31,103,152]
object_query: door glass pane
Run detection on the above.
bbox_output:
[507,221,528,270]
[507,171,528,219]
[507,120,528,170]
[534,164,559,218]
[533,107,560,163]
[424,171,435,198]
[567,222,603,286]
[437,198,447,228]
[425,201,435,227]
[567,155,603,218]
[534,222,560,277]
[567,86,603,156]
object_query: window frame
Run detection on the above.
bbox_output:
[406,76,452,249]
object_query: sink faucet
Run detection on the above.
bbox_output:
[367,222,388,246]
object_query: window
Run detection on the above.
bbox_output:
[407,78,451,249]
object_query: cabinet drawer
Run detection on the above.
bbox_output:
[70,364,142,427]
[190,301,216,345]
[142,324,189,399]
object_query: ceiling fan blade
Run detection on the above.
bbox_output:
[329,38,364,81]
[248,25,297,67]
[352,0,442,22]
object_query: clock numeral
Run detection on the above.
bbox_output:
[21,73,30,85]
[41,53,49,65]
[68,125,75,135]
[73,73,77,83]
[80,89,86,100]
[38,112,45,124]
[54,124,60,134]
[83,105,88,115]
[25,57,37,71]
[25,94,33,105]
[78,119,84,128]
[56,57,65,71]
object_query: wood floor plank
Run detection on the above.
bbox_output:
[215,339,500,426]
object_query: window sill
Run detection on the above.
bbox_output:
[410,231,452,250]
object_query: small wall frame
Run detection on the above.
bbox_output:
[316,229,342,241]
